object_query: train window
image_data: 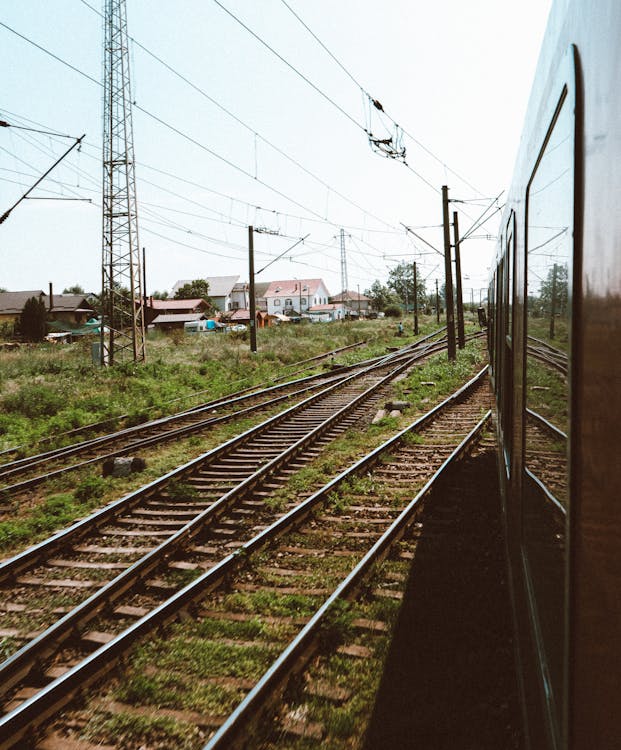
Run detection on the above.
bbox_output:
[524,80,574,740]
[501,214,516,471]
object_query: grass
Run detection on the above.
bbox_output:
[0,320,407,453]
[0,492,94,550]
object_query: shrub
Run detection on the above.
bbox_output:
[19,297,48,342]
[2,384,65,418]
[383,304,402,318]
[75,475,106,502]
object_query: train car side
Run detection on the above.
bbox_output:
[489,1,621,748]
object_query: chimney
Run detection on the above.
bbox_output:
[48,282,54,312]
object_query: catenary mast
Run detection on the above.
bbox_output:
[101,0,145,364]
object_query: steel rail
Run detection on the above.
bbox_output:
[0,369,351,488]
[0,351,426,700]
[0,349,410,581]
[0,339,443,495]
[0,366,350,476]
[526,408,568,441]
[0,335,426,477]
[0,368,488,749]
[206,409,492,749]
[0,338,373,462]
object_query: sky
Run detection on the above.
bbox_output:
[1,0,553,301]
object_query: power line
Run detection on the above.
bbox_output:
[275,0,485,197]
[0,23,403,238]
[75,0,397,232]
[211,0,365,134]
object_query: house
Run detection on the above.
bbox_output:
[144,298,211,326]
[306,302,348,322]
[151,312,207,332]
[261,279,331,317]
[0,290,94,327]
[172,276,243,313]
[329,290,371,316]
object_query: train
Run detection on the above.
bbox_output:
[488,0,620,748]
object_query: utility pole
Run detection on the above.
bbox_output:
[453,211,465,349]
[101,0,145,365]
[413,261,419,335]
[549,262,558,340]
[142,246,147,310]
[248,226,257,353]
[357,283,361,318]
[441,185,456,360]
[436,279,440,323]
[339,228,348,296]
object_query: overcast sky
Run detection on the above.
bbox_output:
[1,0,552,300]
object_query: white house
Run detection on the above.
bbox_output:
[329,290,371,316]
[172,276,242,312]
[306,302,348,322]
[262,279,331,317]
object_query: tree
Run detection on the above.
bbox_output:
[174,279,211,300]
[151,290,169,300]
[63,284,85,295]
[387,261,426,310]
[20,296,47,342]
[364,280,396,312]
[539,263,568,317]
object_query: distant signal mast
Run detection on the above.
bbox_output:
[101,0,145,364]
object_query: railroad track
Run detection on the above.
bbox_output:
[0,332,449,498]
[526,335,568,375]
[0,345,424,688]
[0,337,375,464]
[525,409,568,508]
[0,366,490,749]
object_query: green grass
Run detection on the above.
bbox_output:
[0,320,406,452]
[0,492,94,550]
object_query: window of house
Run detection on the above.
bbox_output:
[285,298,292,307]
[273,299,281,306]
[301,297,307,305]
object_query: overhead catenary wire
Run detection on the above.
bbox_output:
[275,0,486,198]
[75,0,398,233]
[0,23,405,241]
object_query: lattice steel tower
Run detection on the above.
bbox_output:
[339,228,348,296]
[101,0,145,364]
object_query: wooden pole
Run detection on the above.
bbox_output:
[442,186,456,360]
[413,261,419,334]
[453,211,465,349]
[248,226,257,353]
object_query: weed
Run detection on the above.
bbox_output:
[318,599,354,652]
[165,480,198,501]
[75,475,106,502]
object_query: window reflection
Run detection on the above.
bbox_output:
[524,89,572,737]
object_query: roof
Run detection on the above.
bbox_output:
[0,291,93,315]
[254,282,271,298]
[49,294,94,312]
[149,298,208,311]
[307,303,345,312]
[263,279,328,299]
[330,290,370,302]
[0,290,45,314]
[151,313,206,324]
[229,308,251,321]
[172,276,239,298]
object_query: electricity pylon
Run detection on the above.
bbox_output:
[101,0,145,364]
